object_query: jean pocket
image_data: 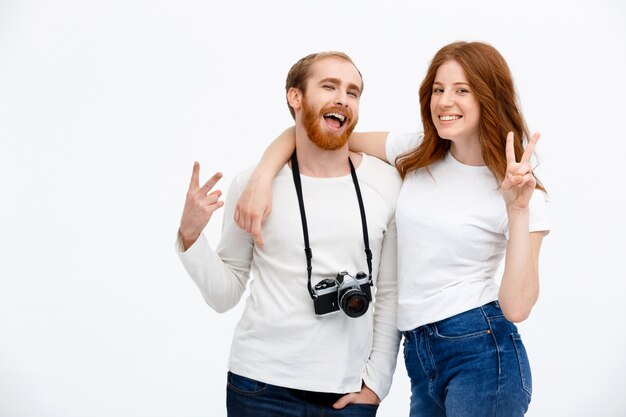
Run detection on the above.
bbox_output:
[432,309,491,340]
[346,403,379,416]
[510,333,532,398]
[348,403,379,408]
[227,372,268,396]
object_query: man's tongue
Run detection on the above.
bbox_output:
[324,116,341,130]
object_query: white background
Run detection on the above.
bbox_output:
[1,1,625,416]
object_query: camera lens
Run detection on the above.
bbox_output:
[339,288,369,318]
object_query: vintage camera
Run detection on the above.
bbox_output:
[313,271,372,318]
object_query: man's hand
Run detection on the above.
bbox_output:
[332,383,380,409]
[179,162,224,250]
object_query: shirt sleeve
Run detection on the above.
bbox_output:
[529,190,550,234]
[361,216,401,400]
[385,131,424,166]
[176,174,254,313]
[503,190,551,240]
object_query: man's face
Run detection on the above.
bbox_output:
[298,57,362,150]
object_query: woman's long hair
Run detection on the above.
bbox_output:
[396,41,544,191]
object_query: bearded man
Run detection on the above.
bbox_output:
[176,52,401,417]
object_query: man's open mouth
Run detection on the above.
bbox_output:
[324,112,347,129]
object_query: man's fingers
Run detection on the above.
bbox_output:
[189,161,200,190]
[332,393,355,409]
[200,172,223,194]
[521,132,541,163]
[209,200,225,214]
[206,190,222,205]
[505,131,515,164]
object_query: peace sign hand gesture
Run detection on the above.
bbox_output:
[179,162,224,250]
[500,132,540,210]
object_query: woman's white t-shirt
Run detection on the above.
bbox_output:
[386,132,550,331]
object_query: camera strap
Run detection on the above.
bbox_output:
[290,150,373,300]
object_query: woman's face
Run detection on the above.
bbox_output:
[430,60,481,144]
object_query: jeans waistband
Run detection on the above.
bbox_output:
[478,300,504,318]
[404,300,504,338]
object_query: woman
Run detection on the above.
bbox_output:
[235,42,549,417]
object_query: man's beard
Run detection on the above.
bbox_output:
[301,97,357,151]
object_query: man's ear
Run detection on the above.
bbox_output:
[287,87,302,111]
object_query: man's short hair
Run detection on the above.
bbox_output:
[285,51,363,119]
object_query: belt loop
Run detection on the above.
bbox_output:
[492,300,500,308]
[404,330,414,343]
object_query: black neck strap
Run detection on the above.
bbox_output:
[290,151,373,300]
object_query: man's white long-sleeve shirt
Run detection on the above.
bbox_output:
[177,154,401,399]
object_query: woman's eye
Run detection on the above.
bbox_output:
[457,89,469,93]
[433,88,444,93]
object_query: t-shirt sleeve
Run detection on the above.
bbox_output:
[385,132,424,166]
[529,190,550,234]
[503,189,550,240]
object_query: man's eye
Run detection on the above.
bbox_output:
[348,91,358,97]
[323,85,334,90]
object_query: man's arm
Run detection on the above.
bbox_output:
[361,216,401,399]
[333,216,401,408]
[177,164,254,313]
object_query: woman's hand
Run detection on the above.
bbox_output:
[500,131,540,210]
[234,172,273,246]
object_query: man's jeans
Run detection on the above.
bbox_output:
[402,301,532,417]
[226,372,379,417]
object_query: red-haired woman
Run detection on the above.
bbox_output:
[235,42,549,416]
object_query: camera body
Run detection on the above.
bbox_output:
[313,271,372,318]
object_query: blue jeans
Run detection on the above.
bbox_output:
[402,301,532,417]
[226,372,379,417]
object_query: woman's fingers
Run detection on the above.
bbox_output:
[521,132,541,164]
[505,131,516,164]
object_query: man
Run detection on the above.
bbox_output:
[177,52,401,416]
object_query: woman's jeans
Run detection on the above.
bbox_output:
[226,372,379,417]
[402,301,532,417]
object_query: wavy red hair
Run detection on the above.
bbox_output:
[396,41,544,191]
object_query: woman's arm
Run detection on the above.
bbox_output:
[498,215,545,322]
[234,129,391,245]
[234,127,296,246]
[348,132,390,163]
[497,131,545,322]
